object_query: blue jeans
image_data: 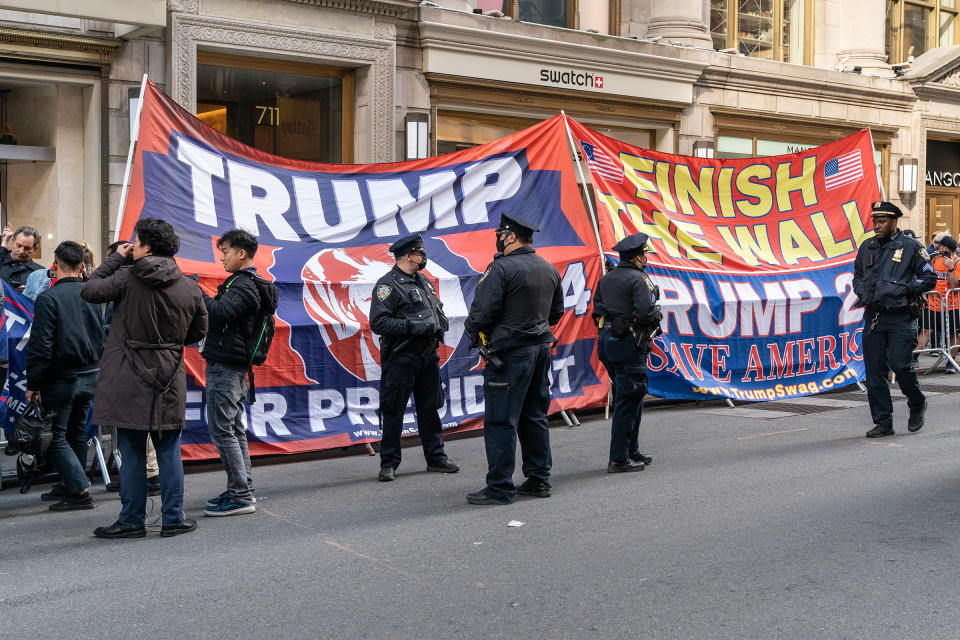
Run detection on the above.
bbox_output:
[598,330,648,462]
[43,372,97,494]
[481,343,553,502]
[205,361,254,504]
[117,428,185,527]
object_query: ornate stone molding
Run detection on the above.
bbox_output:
[167,0,199,13]
[284,0,417,20]
[0,27,122,65]
[170,13,396,162]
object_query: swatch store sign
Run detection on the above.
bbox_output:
[539,68,605,89]
[926,140,960,187]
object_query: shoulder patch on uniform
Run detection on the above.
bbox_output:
[376,284,392,301]
[920,248,931,262]
[478,265,492,284]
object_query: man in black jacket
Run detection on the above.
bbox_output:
[200,229,277,517]
[369,233,458,482]
[0,225,43,290]
[464,213,564,505]
[593,233,662,473]
[27,241,105,510]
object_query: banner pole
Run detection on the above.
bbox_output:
[114,73,149,243]
[561,111,607,275]
[867,128,886,201]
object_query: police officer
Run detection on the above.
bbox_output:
[369,233,458,481]
[593,232,662,473]
[464,213,564,505]
[853,201,936,438]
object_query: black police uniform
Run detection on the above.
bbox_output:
[853,201,936,437]
[369,234,454,478]
[464,213,564,504]
[593,233,662,472]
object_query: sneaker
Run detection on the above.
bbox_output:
[628,451,653,465]
[41,483,68,502]
[105,481,121,493]
[49,492,95,511]
[147,476,161,497]
[426,459,459,473]
[207,490,256,505]
[203,499,256,517]
[161,518,198,538]
[516,478,551,498]
[607,459,645,473]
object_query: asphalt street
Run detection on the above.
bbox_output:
[3,373,960,639]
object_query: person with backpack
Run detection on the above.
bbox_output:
[198,229,278,517]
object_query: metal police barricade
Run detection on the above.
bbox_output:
[943,287,960,373]
[913,290,959,374]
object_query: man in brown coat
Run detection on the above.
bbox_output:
[82,218,207,539]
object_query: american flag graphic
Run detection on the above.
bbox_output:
[823,149,863,190]
[580,141,623,183]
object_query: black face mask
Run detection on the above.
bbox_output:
[495,230,511,255]
[415,252,427,271]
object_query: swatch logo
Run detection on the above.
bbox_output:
[539,69,604,89]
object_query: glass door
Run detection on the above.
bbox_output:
[927,192,960,240]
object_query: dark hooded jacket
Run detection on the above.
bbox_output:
[81,251,207,430]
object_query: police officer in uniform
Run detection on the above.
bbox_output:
[593,232,662,473]
[853,201,936,438]
[369,233,459,481]
[464,213,564,505]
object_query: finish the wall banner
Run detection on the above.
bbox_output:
[117,81,606,460]
[567,117,878,401]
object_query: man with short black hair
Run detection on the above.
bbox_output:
[83,218,207,538]
[200,228,277,516]
[0,225,42,290]
[27,240,105,511]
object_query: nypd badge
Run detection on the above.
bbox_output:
[376,284,392,301]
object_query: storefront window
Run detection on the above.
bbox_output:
[717,136,753,159]
[195,53,353,163]
[888,1,958,63]
[712,0,811,63]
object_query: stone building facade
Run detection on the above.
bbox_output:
[2,0,959,254]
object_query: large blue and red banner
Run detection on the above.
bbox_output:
[114,81,606,460]
[567,118,877,401]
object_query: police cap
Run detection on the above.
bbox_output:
[612,232,650,260]
[389,233,425,257]
[498,213,540,236]
[871,201,903,218]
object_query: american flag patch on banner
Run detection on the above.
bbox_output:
[579,141,623,183]
[824,149,863,190]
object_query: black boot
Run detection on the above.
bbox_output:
[866,424,895,438]
[908,401,927,433]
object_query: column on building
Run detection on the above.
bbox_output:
[836,0,893,78]
[644,0,712,47]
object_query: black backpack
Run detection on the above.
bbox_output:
[244,273,278,368]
